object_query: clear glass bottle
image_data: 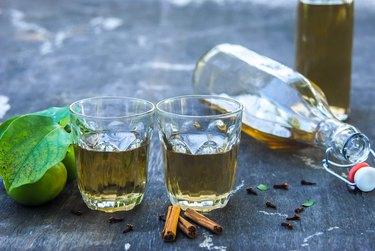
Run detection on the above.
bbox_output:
[193,44,370,165]
[295,0,354,121]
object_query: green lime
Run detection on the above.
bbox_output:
[63,145,76,181]
[7,162,67,206]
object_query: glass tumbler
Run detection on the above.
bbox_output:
[157,95,243,212]
[70,97,155,212]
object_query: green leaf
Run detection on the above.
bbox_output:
[0,106,70,141]
[33,106,70,125]
[257,184,269,191]
[302,199,315,207]
[1,106,70,139]
[0,115,72,191]
[0,116,21,139]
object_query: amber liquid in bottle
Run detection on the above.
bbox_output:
[295,0,354,121]
[194,43,371,164]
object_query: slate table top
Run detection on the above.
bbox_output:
[1,0,375,250]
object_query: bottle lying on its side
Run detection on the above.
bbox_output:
[193,43,375,192]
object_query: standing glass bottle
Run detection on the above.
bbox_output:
[295,0,354,121]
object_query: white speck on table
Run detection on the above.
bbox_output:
[90,17,123,31]
[125,62,195,72]
[294,155,322,169]
[327,226,340,231]
[199,233,227,251]
[231,180,244,195]
[301,227,340,248]
[257,211,288,218]
[0,95,11,119]
[124,243,131,250]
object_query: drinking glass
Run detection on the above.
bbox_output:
[157,95,243,212]
[70,97,155,212]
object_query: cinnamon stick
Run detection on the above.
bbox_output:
[161,205,181,242]
[178,216,197,239]
[184,208,222,234]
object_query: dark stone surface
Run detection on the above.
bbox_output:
[1,0,375,250]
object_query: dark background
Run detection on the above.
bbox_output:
[0,0,374,250]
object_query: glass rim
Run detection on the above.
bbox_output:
[156,94,243,119]
[69,96,155,120]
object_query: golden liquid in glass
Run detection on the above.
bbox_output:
[75,144,148,212]
[163,145,238,212]
[295,1,354,120]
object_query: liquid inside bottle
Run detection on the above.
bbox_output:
[193,44,370,163]
[295,0,354,121]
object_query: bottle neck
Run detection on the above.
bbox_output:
[315,119,370,163]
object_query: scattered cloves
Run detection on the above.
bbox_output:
[246,187,258,195]
[70,209,83,216]
[301,180,317,186]
[294,207,304,214]
[281,222,293,230]
[286,214,301,221]
[273,183,289,190]
[265,201,277,209]
[108,217,124,224]
[123,224,134,234]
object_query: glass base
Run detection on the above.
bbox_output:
[81,192,144,212]
[168,192,231,212]
[330,105,349,121]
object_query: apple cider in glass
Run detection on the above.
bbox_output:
[70,97,154,212]
[75,143,148,212]
[157,95,243,212]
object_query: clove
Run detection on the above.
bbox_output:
[246,187,258,195]
[286,214,301,221]
[301,180,317,186]
[123,224,134,234]
[109,217,124,224]
[281,222,293,230]
[273,183,289,190]
[294,207,304,214]
[265,201,277,209]
[70,209,83,216]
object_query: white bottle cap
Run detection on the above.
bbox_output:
[354,167,375,192]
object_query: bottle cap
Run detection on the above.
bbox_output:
[354,167,375,192]
[348,162,369,182]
